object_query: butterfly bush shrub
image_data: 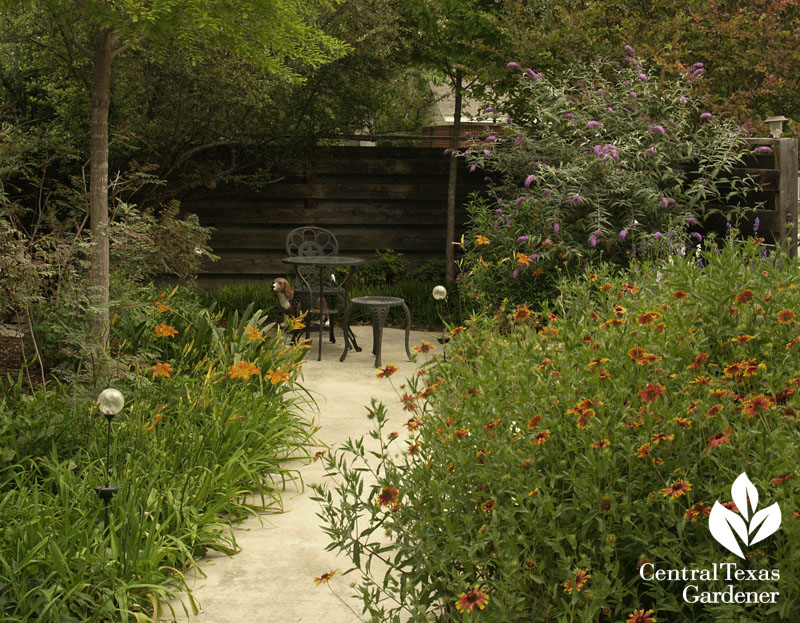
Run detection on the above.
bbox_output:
[459,51,758,306]
[317,235,800,622]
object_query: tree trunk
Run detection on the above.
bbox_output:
[88,26,113,349]
[445,68,463,284]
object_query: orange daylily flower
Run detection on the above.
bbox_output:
[154,323,178,338]
[229,360,261,380]
[151,362,173,378]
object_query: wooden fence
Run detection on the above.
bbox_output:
[183,146,485,285]
[183,138,798,285]
[740,138,798,256]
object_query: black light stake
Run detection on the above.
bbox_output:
[95,388,124,532]
[432,285,449,362]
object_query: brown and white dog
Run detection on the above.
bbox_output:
[272,277,300,317]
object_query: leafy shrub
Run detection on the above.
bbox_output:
[340,249,410,288]
[0,292,314,622]
[317,236,800,622]
[459,49,760,307]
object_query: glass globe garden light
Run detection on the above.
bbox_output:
[432,285,449,360]
[95,388,124,531]
[97,387,124,418]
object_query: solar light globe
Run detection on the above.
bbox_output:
[432,285,447,301]
[97,388,125,417]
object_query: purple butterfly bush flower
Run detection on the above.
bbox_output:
[691,231,703,242]
[619,229,628,241]
[586,120,601,129]
[485,106,495,113]
[685,217,698,225]
[524,174,537,187]
[495,208,503,214]
[692,68,705,78]
[754,146,773,154]
[571,193,581,204]
[528,253,539,261]
[624,44,635,55]
[444,148,452,155]
[515,196,527,206]
[524,68,542,80]
[650,125,666,135]
[514,136,524,146]
[485,135,496,142]
[517,235,529,243]
[645,147,657,156]
[638,73,648,82]
[629,91,638,99]
[654,231,663,239]
[512,269,519,278]
[700,112,713,121]
[607,107,613,113]
[680,96,688,103]
[484,149,491,156]
[661,197,669,209]
[588,235,598,248]
[543,188,552,196]
[469,165,476,172]
[507,62,521,69]
[564,112,575,120]
[691,62,704,71]
[543,239,552,246]
[754,217,760,233]
[553,223,560,234]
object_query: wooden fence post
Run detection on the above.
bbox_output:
[777,138,799,257]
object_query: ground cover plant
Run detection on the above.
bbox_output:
[316,234,800,622]
[459,48,763,308]
[0,288,314,622]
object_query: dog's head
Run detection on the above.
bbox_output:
[272,278,294,311]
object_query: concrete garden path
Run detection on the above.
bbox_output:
[163,324,435,623]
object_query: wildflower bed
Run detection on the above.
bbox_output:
[317,237,800,622]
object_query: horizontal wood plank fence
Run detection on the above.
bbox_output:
[182,147,486,285]
[739,138,798,255]
[182,139,798,285]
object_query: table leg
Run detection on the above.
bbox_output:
[318,268,324,361]
[401,302,412,361]
[371,307,390,368]
[340,302,353,362]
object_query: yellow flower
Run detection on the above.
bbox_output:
[229,361,261,381]
[244,326,264,341]
[265,368,291,385]
[289,313,307,331]
[151,362,173,378]
[474,234,490,245]
[154,323,178,338]
[313,570,336,585]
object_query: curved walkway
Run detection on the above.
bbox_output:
[163,325,435,622]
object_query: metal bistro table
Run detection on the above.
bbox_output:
[341,296,412,368]
[281,255,364,361]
